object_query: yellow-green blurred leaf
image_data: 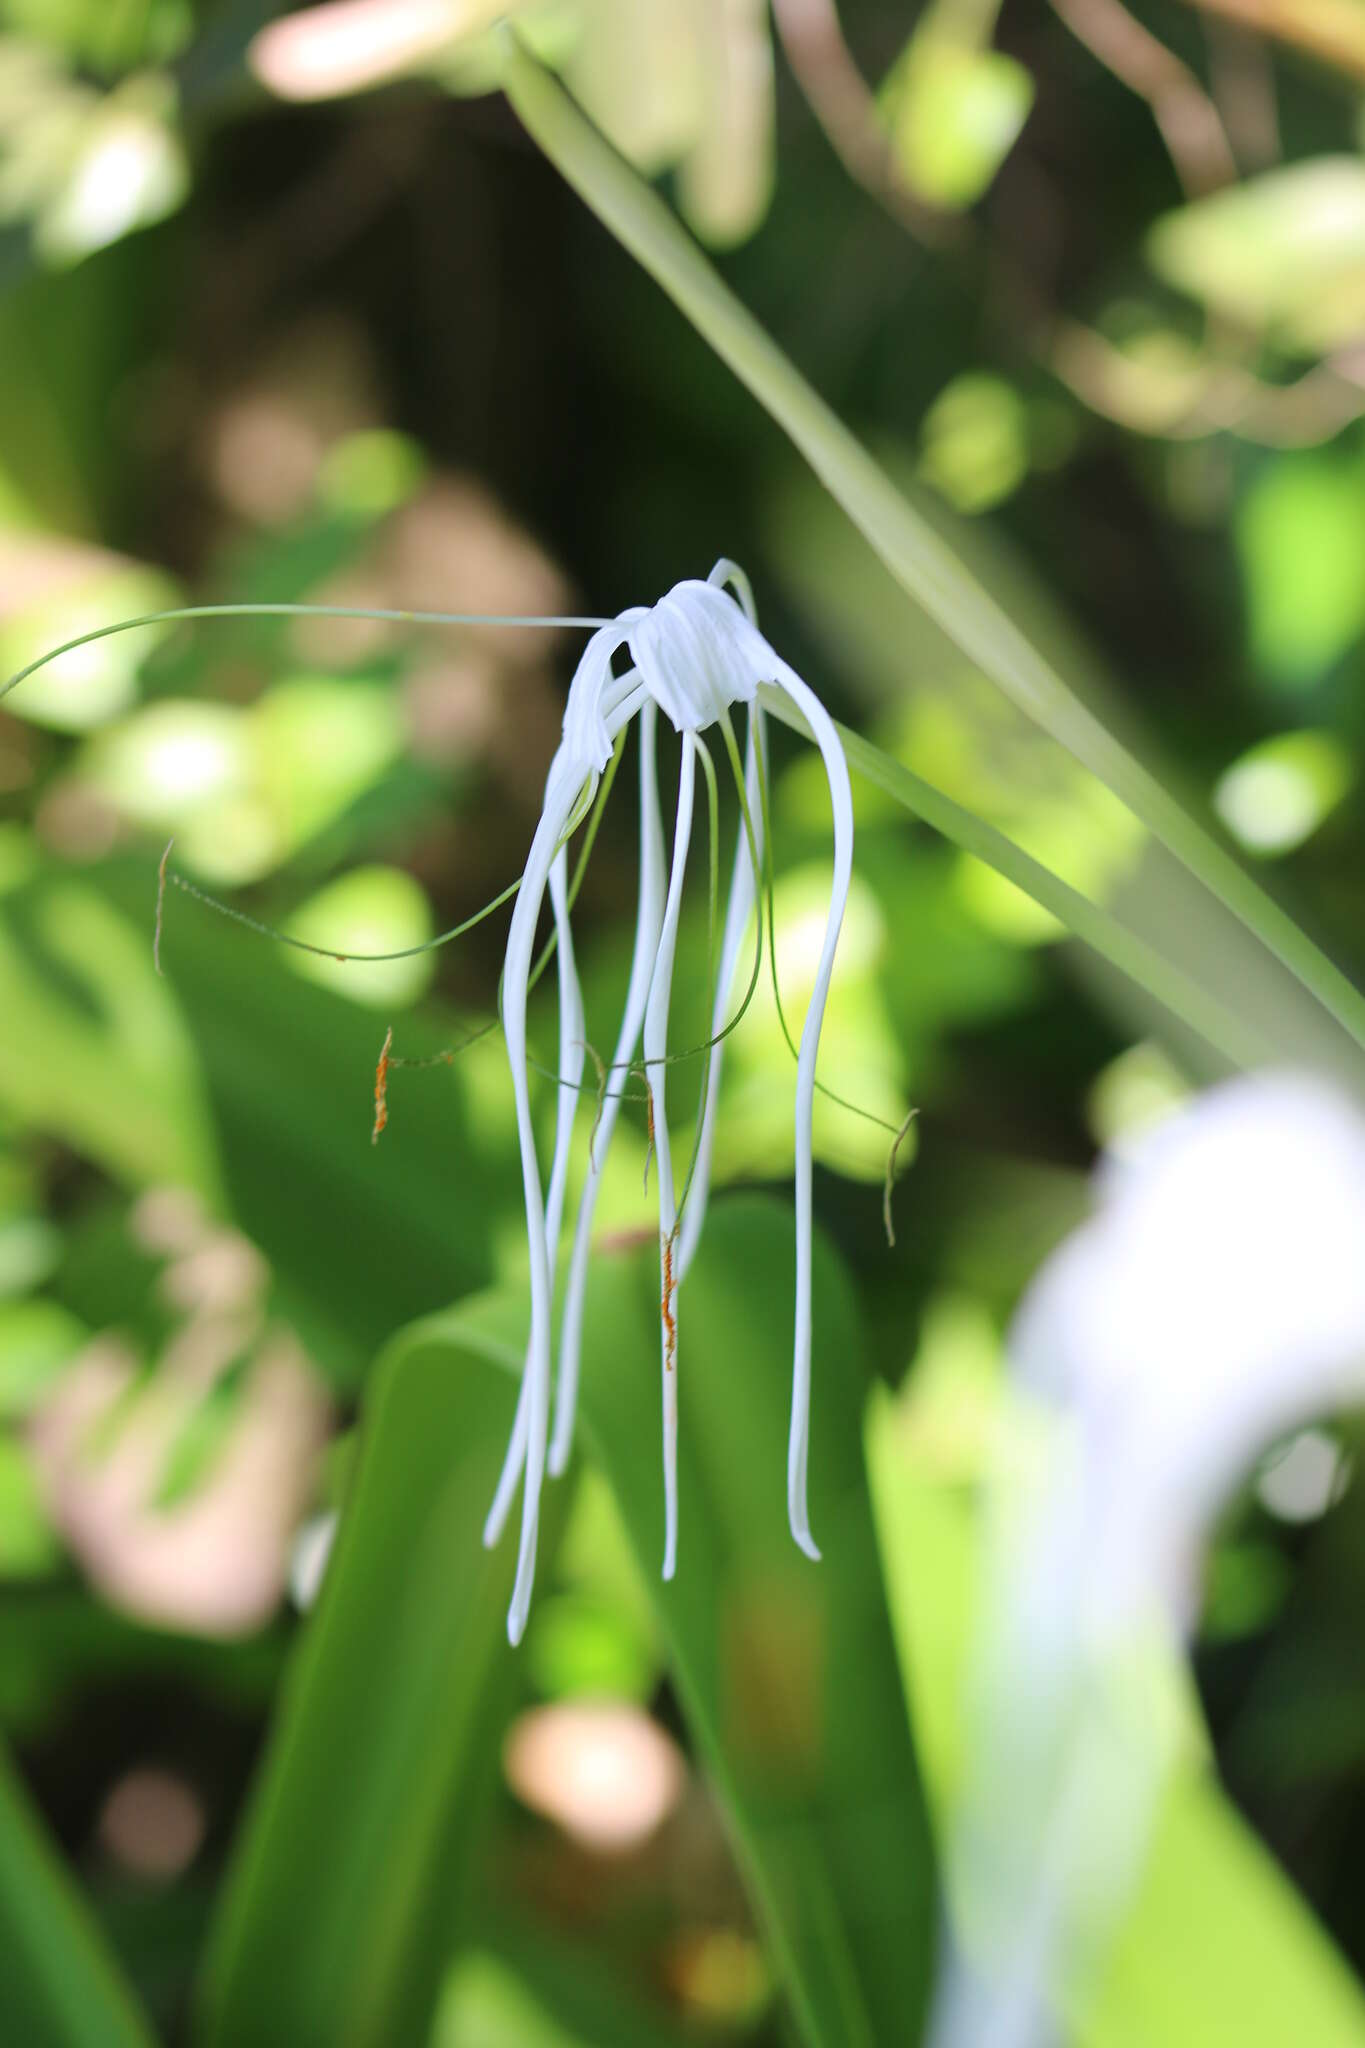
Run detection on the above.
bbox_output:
[1236,450,1365,688]
[283,863,435,1009]
[0,871,222,1200]
[920,373,1030,514]
[883,42,1033,212]
[1214,730,1354,856]
[1149,158,1365,356]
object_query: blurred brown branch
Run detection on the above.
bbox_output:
[1049,0,1238,194]
[1172,0,1365,83]
[773,0,1365,449]
[769,0,958,243]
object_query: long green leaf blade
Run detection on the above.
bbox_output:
[419,1197,937,2048]
[197,1360,542,2048]
[498,36,1365,1065]
[0,1746,156,2048]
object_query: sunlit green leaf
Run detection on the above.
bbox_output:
[1214,730,1354,855]
[919,372,1030,514]
[1,561,179,732]
[0,1300,87,1419]
[34,76,188,267]
[883,42,1033,211]
[283,863,435,1009]
[0,868,223,1201]
[1237,448,1365,689]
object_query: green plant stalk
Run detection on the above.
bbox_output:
[499,36,1365,1063]
[761,686,1270,1073]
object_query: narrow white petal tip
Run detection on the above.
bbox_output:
[481,1518,500,1551]
[546,1443,568,1480]
[505,1581,532,1646]
[792,1522,822,1563]
[662,1547,677,1582]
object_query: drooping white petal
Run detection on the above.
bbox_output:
[562,616,643,773]
[1012,1069,1365,1621]
[677,702,764,1282]
[767,657,854,1563]
[550,701,667,1475]
[644,733,699,1582]
[495,750,588,1647]
[483,840,585,1546]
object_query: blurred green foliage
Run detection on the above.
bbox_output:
[3,3,1365,2046]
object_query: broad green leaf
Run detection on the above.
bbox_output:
[0,1743,155,2048]
[0,855,517,1387]
[0,868,222,1201]
[197,1346,549,2048]
[420,1197,937,2048]
[94,859,516,1388]
[868,1395,1365,2048]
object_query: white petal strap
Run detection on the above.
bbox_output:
[483,839,585,1545]
[770,660,853,1563]
[550,701,666,1475]
[644,733,698,1581]
[677,702,765,1282]
[495,753,584,1645]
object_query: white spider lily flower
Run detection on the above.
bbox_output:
[931,1070,1365,2048]
[1013,1070,1365,1629]
[485,560,852,1644]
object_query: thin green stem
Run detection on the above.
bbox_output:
[499,34,1365,1065]
[0,602,612,708]
[760,685,1271,1071]
[168,870,522,964]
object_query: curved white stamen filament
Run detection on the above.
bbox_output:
[770,660,853,1563]
[677,704,764,1282]
[644,734,699,1581]
[495,754,586,1646]
[550,701,666,1475]
[484,841,585,1546]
